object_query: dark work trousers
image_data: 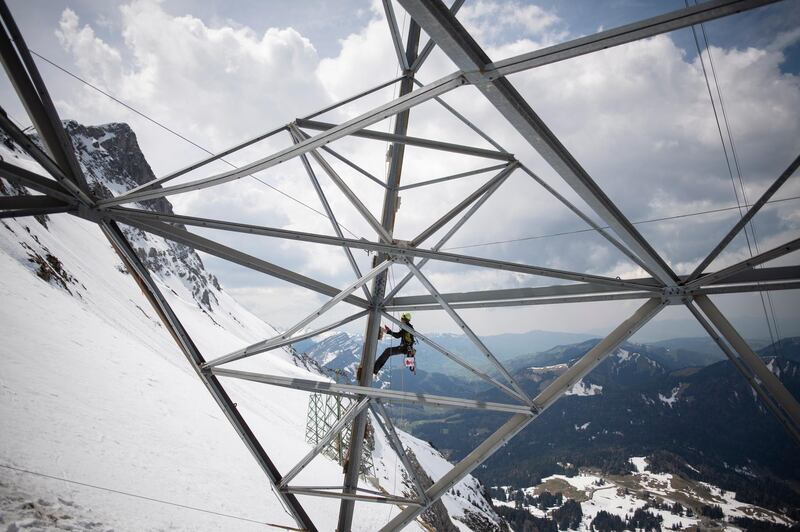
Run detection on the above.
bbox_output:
[373,345,409,374]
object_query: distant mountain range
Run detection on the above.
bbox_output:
[293,328,594,383]
[403,337,800,516]
[292,324,800,514]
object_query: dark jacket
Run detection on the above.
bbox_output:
[387,323,414,346]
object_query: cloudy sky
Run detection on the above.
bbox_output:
[3,0,799,342]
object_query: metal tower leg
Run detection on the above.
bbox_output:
[337,20,422,532]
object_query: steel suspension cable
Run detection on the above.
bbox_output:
[689,5,780,354]
[29,49,360,239]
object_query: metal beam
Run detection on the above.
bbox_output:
[411,162,517,246]
[110,213,369,308]
[279,310,369,352]
[289,125,392,242]
[98,72,465,206]
[204,260,391,368]
[686,301,800,444]
[114,77,403,199]
[0,205,74,219]
[686,152,800,283]
[320,144,388,189]
[410,0,465,73]
[339,22,422,529]
[381,297,665,530]
[411,77,508,153]
[404,259,533,404]
[108,206,659,291]
[282,487,421,506]
[693,295,800,432]
[687,237,800,289]
[0,194,70,210]
[398,0,680,287]
[0,111,93,204]
[370,400,429,504]
[100,220,316,531]
[383,163,511,302]
[383,0,410,71]
[0,2,89,193]
[0,161,75,203]
[278,396,370,488]
[398,163,508,191]
[487,0,780,78]
[289,127,371,300]
[297,118,513,161]
[211,367,535,415]
[519,164,661,280]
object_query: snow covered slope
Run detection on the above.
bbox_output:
[0,122,505,531]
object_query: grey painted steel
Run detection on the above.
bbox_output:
[302,76,405,121]
[391,280,648,307]
[381,297,665,530]
[114,77,403,200]
[382,0,410,71]
[289,126,371,300]
[102,73,465,206]
[381,311,526,403]
[0,111,93,204]
[687,237,800,289]
[388,291,655,311]
[686,152,800,283]
[700,281,800,296]
[0,2,89,193]
[370,400,429,503]
[117,124,286,199]
[411,162,517,246]
[204,260,391,368]
[339,23,422,530]
[283,487,421,506]
[694,295,800,431]
[686,301,800,443]
[387,283,800,311]
[297,118,513,161]
[410,0,465,73]
[489,0,779,78]
[106,205,660,292]
[399,0,679,287]
[101,220,317,531]
[0,195,70,210]
[111,213,369,308]
[398,163,508,191]
[380,413,533,531]
[411,77,508,153]
[0,205,74,219]
[383,165,512,303]
[386,266,800,309]
[519,165,660,279]
[713,265,800,285]
[290,126,393,242]
[320,145,388,189]
[279,396,371,488]
[404,259,533,405]
[211,367,535,415]
[277,310,369,351]
[0,160,76,203]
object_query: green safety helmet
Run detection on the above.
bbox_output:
[401,312,412,321]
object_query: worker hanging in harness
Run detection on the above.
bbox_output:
[373,312,416,374]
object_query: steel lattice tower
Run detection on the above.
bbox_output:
[0,1,798,530]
